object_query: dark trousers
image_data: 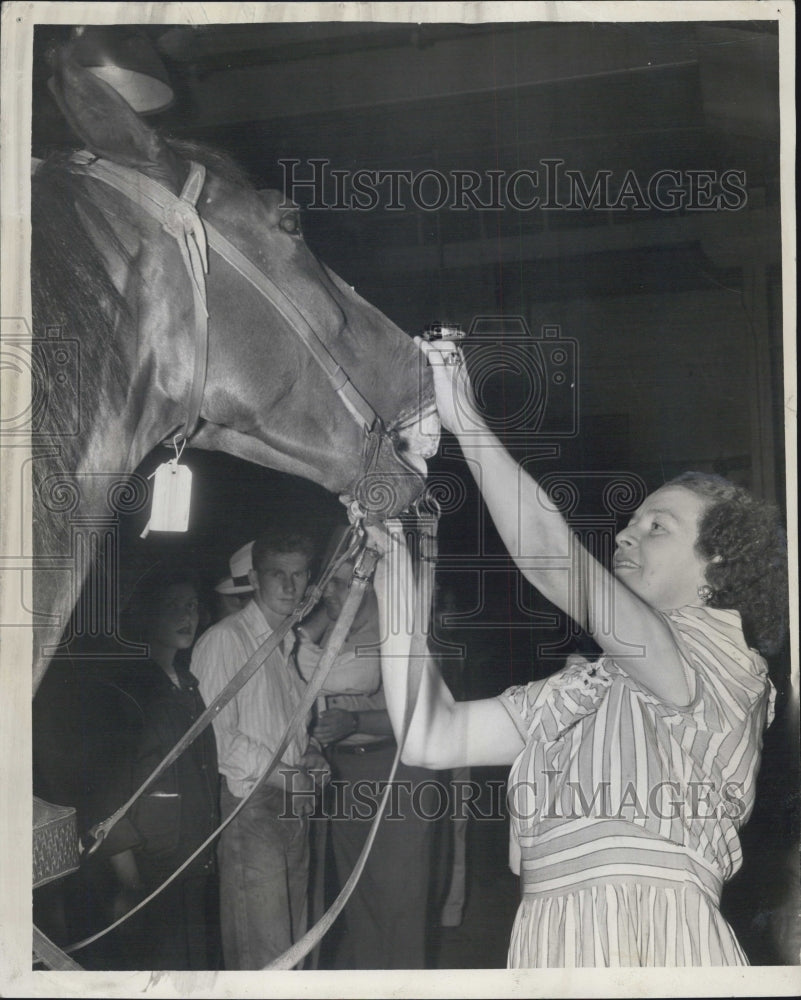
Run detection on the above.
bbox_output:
[138,869,216,970]
[64,858,217,970]
[328,743,436,969]
[218,783,309,970]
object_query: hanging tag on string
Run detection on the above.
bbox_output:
[140,437,193,538]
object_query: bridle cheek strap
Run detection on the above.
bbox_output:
[204,221,379,432]
[70,153,210,443]
[71,152,380,444]
[162,162,209,442]
[71,153,424,503]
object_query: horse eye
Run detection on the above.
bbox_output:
[279,212,301,235]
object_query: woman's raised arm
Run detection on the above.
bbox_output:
[417,339,693,706]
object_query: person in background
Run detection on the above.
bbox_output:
[296,531,437,969]
[98,570,220,970]
[212,541,255,622]
[192,527,327,970]
[367,337,788,968]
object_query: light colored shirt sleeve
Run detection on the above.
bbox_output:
[192,624,288,792]
[327,689,387,713]
[295,634,381,696]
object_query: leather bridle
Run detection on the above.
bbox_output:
[32,152,439,971]
[67,151,427,505]
[48,504,440,971]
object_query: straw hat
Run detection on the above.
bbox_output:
[214,540,255,595]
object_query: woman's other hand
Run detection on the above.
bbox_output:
[364,518,401,555]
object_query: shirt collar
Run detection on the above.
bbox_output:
[144,659,198,694]
[240,597,295,654]
[240,597,274,639]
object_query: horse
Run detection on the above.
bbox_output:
[29,39,439,695]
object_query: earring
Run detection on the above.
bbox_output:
[697,584,714,605]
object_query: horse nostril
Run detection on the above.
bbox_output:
[279,212,300,235]
[388,429,408,452]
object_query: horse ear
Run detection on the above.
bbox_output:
[48,40,184,188]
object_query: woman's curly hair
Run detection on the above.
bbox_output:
[123,567,201,646]
[667,472,789,655]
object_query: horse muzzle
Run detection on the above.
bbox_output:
[344,404,441,521]
[396,402,441,465]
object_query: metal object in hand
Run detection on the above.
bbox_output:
[422,321,465,342]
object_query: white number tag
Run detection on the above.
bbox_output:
[140,461,192,537]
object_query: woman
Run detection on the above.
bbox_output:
[369,338,787,968]
[104,571,220,970]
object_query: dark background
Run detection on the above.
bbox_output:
[31,19,786,648]
[30,19,794,966]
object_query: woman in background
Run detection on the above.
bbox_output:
[105,570,220,970]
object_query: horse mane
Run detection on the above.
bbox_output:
[30,139,255,562]
[30,139,255,448]
[31,153,129,434]
[165,137,256,189]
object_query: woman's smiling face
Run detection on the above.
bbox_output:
[613,486,712,611]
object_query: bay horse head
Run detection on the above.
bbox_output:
[30,40,439,689]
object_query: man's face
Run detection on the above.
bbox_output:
[322,560,373,629]
[322,562,353,621]
[249,550,311,629]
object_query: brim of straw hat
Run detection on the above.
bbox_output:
[214,576,254,595]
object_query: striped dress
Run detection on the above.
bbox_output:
[498,606,775,967]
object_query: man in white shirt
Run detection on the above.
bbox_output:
[192,527,324,970]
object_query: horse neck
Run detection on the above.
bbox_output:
[31,348,182,695]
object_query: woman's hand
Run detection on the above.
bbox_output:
[414,337,484,436]
[364,521,413,612]
[364,519,403,559]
